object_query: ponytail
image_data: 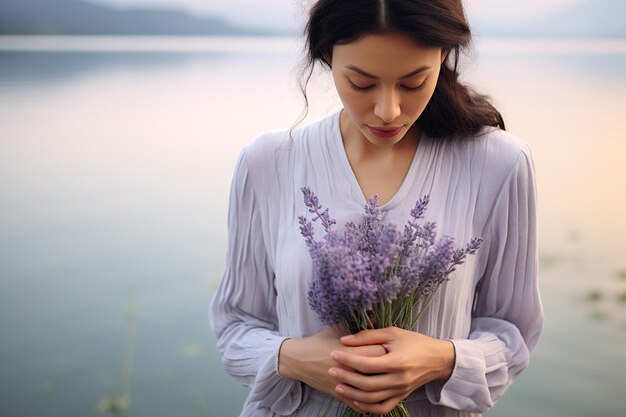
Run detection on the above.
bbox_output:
[420,61,505,138]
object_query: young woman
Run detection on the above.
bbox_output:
[210,1,543,416]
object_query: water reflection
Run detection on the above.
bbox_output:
[0,37,625,417]
[0,36,300,91]
[0,51,228,89]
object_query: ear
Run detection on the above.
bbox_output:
[322,52,332,67]
[441,50,449,64]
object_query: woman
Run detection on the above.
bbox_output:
[210,1,543,416]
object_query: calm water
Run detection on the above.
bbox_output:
[0,36,625,417]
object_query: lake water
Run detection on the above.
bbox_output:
[0,36,625,417]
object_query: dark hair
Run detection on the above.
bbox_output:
[297,0,505,138]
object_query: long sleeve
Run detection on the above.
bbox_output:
[209,149,304,416]
[425,145,544,413]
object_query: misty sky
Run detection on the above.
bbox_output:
[91,0,584,31]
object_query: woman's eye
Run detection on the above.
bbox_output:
[401,80,428,91]
[348,79,428,92]
[348,81,375,92]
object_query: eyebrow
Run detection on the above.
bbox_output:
[345,65,432,80]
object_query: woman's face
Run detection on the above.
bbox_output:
[329,32,447,148]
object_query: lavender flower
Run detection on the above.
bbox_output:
[399,195,434,257]
[416,235,456,298]
[449,237,484,272]
[410,194,430,219]
[301,186,336,235]
[298,187,482,417]
[307,243,377,325]
[298,187,481,331]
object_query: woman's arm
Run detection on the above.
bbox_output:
[212,146,387,414]
[424,146,543,413]
[210,149,303,415]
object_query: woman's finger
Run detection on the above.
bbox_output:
[339,327,398,347]
[330,350,391,374]
[344,344,386,357]
[329,366,397,392]
[334,393,367,414]
[354,394,407,415]
[335,382,402,404]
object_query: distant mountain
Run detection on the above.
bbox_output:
[0,0,280,35]
[473,0,626,38]
[1,0,624,38]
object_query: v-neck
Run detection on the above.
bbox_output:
[331,111,426,212]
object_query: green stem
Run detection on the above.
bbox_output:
[338,401,410,417]
[410,283,442,330]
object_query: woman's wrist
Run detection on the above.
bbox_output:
[435,339,456,381]
[278,337,301,380]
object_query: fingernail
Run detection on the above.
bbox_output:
[335,386,344,394]
[328,368,338,377]
[330,351,338,360]
[354,400,360,406]
[341,334,354,340]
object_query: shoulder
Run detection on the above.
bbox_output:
[434,127,536,226]
[468,126,530,164]
[444,126,534,184]
[236,112,338,191]
[241,128,289,169]
[242,112,338,173]
[476,126,532,169]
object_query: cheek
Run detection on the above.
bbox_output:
[403,95,429,118]
[407,87,438,118]
[339,89,370,115]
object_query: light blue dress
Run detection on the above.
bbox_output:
[209,111,543,417]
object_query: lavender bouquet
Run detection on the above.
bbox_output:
[298,187,482,417]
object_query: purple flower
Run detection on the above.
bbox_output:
[301,186,336,235]
[410,195,430,219]
[307,243,377,324]
[399,196,434,257]
[417,235,456,298]
[298,187,482,331]
[298,188,483,417]
[376,274,402,303]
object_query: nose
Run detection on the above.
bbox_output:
[374,88,401,123]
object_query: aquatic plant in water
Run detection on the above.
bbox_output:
[95,291,136,417]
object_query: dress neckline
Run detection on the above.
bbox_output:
[331,111,427,212]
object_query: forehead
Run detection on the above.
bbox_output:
[332,33,441,75]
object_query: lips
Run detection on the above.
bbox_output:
[367,125,404,138]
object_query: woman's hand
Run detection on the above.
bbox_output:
[329,327,456,415]
[279,327,386,413]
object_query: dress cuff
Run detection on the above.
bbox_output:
[425,336,506,414]
[248,336,307,415]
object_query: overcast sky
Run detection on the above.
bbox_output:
[92,0,584,31]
